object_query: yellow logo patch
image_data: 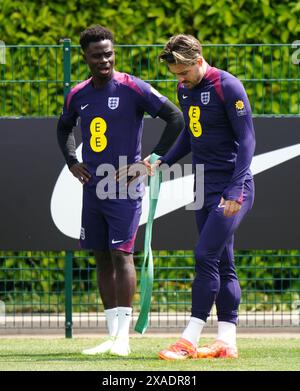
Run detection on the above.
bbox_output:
[188,106,202,137]
[235,100,245,110]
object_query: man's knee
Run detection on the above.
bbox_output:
[194,247,220,276]
[94,250,113,271]
[111,250,134,270]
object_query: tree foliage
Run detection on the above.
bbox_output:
[1,0,299,116]
[1,0,300,45]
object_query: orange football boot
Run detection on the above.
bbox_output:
[159,338,198,360]
[197,340,238,358]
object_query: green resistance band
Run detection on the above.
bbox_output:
[134,153,162,334]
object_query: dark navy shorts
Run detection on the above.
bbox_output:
[80,187,142,253]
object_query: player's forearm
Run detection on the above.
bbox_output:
[159,126,191,166]
[152,100,185,156]
[56,117,79,168]
[223,134,255,201]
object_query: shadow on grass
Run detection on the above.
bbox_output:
[0,353,160,362]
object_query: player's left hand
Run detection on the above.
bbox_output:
[219,197,241,217]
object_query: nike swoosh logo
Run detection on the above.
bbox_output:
[249,143,300,175]
[50,143,300,238]
[81,104,89,110]
[112,239,124,244]
[182,95,188,99]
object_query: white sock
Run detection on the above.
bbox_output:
[104,307,118,337]
[181,317,205,346]
[116,307,132,339]
[217,321,236,346]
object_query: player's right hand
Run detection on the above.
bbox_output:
[69,163,91,184]
[115,161,148,184]
[149,159,161,176]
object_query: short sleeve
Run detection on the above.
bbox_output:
[132,76,167,117]
[60,91,78,127]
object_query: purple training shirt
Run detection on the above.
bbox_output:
[161,65,255,202]
[61,71,167,188]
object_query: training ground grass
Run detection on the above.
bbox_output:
[0,336,299,371]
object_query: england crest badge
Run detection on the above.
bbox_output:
[201,92,210,105]
[108,97,119,110]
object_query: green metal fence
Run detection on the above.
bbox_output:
[0,251,299,336]
[0,43,300,335]
[1,42,300,116]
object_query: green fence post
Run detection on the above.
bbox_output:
[62,38,72,338]
[62,38,71,98]
[65,251,73,338]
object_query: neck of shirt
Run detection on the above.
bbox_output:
[91,69,115,88]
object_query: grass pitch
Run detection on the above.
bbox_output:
[0,336,299,371]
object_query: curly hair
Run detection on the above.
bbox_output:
[159,34,202,65]
[80,25,114,51]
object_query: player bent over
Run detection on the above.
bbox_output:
[151,34,255,360]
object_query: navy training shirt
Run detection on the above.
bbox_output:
[61,71,167,188]
[162,65,255,202]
